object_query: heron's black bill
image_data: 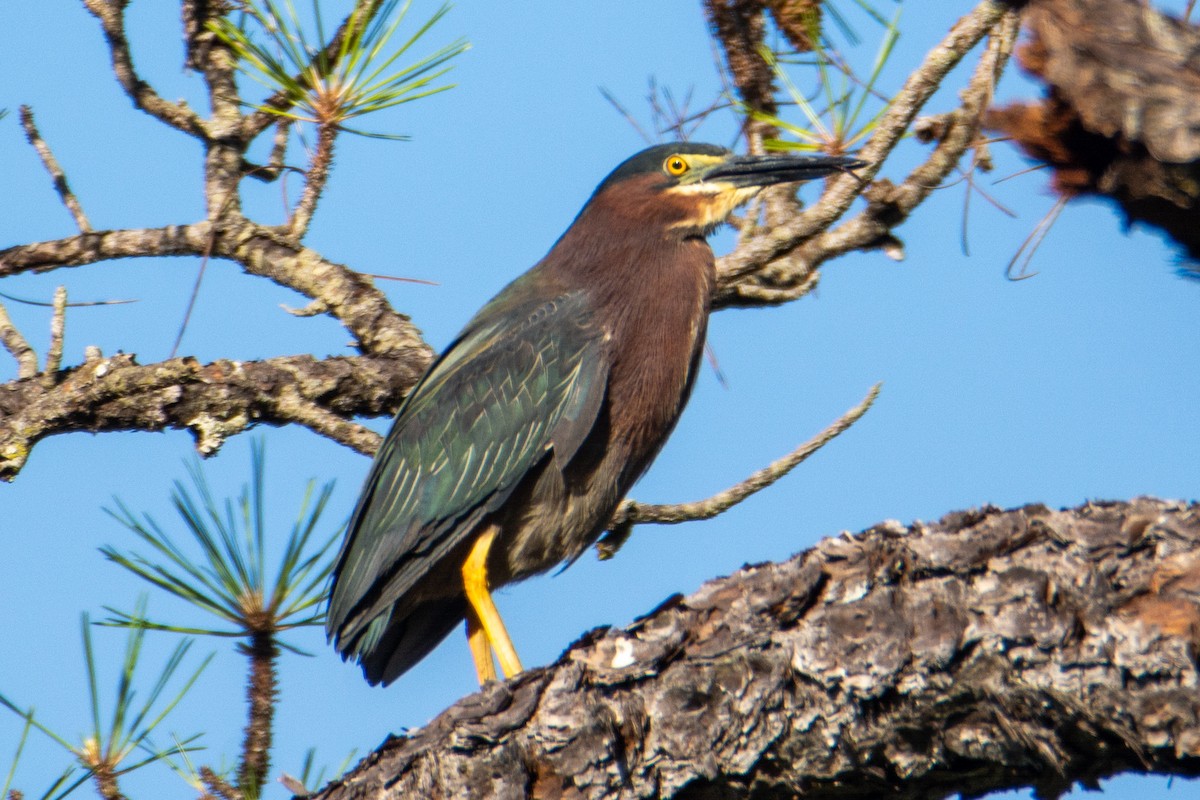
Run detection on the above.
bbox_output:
[707,153,867,188]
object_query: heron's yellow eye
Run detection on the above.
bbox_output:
[664,155,689,177]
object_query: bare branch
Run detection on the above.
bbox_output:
[194,5,248,219]
[80,0,207,139]
[18,106,92,232]
[599,382,881,558]
[273,384,381,455]
[715,0,1018,306]
[0,301,38,380]
[0,222,427,358]
[0,352,418,481]
[242,119,293,183]
[0,225,212,278]
[181,0,214,71]
[46,286,67,374]
[312,498,1200,800]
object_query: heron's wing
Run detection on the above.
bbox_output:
[326,288,607,656]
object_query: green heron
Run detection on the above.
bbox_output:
[327,142,864,685]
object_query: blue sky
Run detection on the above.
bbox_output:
[2,1,1198,798]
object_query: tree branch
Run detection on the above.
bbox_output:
[714,0,1019,307]
[311,498,1200,800]
[0,222,427,358]
[0,301,38,380]
[599,382,881,559]
[0,225,213,277]
[288,125,339,239]
[45,287,67,375]
[0,352,426,481]
[81,0,207,139]
[18,106,92,233]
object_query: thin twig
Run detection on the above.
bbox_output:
[46,286,67,374]
[992,163,1051,185]
[716,0,1017,301]
[242,119,295,183]
[600,87,653,144]
[886,8,1017,212]
[597,382,882,559]
[0,300,38,380]
[18,106,91,232]
[170,188,240,358]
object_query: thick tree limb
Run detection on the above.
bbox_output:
[0,352,427,480]
[309,498,1200,800]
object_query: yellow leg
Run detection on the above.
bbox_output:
[465,607,497,684]
[461,525,524,681]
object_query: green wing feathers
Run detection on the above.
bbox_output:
[326,290,607,676]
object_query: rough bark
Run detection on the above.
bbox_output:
[309,498,1200,800]
[0,351,426,478]
[0,216,433,479]
[240,630,280,797]
[985,0,1200,264]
